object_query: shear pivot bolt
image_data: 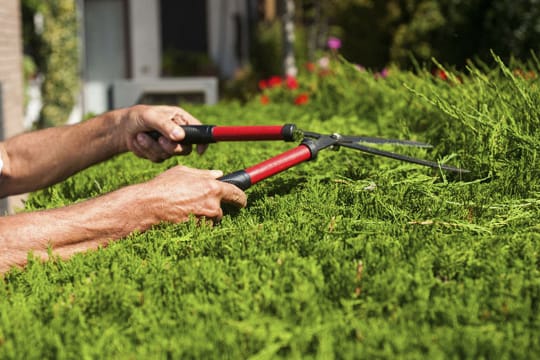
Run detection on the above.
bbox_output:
[330,133,342,151]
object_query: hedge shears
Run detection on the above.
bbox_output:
[149,124,468,190]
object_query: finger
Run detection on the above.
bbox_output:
[174,109,202,126]
[158,136,193,156]
[143,106,204,143]
[220,183,247,208]
[176,144,193,156]
[166,108,202,141]
[171,165,223,178]
[214,208,224,223]
[172,112,206,154]
[196,144,208,155]
[142,109,186,142]
[135,133,171,162]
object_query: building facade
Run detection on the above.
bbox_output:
[81,0,253,115]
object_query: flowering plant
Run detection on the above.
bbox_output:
[257,74,310,106]
[254,36,399,115]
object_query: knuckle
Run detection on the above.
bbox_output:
[207,204,223,219]
[205,180,222,195]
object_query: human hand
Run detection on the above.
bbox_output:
[121,105,208,162]
[140,166,247,223]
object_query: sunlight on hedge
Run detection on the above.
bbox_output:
[2,57,539,358]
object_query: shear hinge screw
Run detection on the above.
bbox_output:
[330,133,342,151]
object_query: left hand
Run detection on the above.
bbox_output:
[121,105,208,162]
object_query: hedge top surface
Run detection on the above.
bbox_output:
[1,58,539,359]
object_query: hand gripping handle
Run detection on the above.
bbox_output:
[147,124,297,144]
[147,125,215,144]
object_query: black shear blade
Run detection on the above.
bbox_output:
[303,131,432,148]
[341,135,432,148]
[340,142,469,173]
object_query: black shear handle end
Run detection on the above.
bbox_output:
[147,125,215,144]
[218,170,252,191]
[218,145,313,191]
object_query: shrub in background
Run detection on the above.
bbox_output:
[326,0,540,69]
[250,20,284,79]
[38,0,79,128]
[161,49,218,77]
[21,0,79,128]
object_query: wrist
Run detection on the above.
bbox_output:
[79,182,162,237]
[84,107,129,156]
[109,107,131,154]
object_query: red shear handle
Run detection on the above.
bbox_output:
[218,145,313,190]
[213,124,296,142]
[147,124,297,144]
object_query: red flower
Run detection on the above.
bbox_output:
[513,68,537,80]
[435,69,448,81]
[305,62,316,72]
[258,79,268,90]
[260,94,270,105]
[267,76,282,88]
[285,75,298,90]
[294,93,309,106]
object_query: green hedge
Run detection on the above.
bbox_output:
[1,58,539,358]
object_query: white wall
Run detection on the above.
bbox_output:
[129,0,161,79]
[82,0,130,115]
[81,0,249,115]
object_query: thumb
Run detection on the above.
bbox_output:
[155,123,185,142]
[209,170,224,178]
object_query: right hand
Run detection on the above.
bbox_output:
[142,166,247,223]
[121,105,208,162]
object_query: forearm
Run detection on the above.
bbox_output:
[0,183,157,273]
[0,165,247,274]
[0,108,128,197]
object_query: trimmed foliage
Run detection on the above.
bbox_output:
[1,57,539,358]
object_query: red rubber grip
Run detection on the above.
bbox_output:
[245,145,313,185]
[212,125,289,141]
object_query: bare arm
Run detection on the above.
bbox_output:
[0,105,204,197]
[0,166,247,273]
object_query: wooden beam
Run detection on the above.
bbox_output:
[264,0,276,21]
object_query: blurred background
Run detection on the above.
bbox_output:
[4,0,540,128]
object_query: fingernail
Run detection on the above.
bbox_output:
[137,133,148,148]
[171,127,183,140]
[210,170,223,178]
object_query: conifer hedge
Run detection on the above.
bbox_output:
[1,57,539,358]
